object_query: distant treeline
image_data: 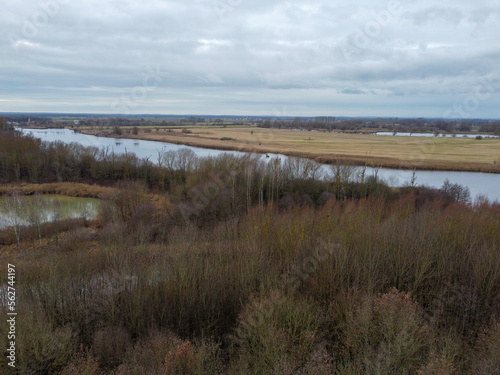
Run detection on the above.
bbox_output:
[259,117,500,134]
[4,113,500,134]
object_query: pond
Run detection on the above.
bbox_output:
[0,194,100,230]
[19,128,500,202]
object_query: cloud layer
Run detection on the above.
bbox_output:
[1,0,499,117]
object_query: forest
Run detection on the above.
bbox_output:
[0,123,499,374]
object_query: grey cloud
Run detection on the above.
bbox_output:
[340,89,367,95]
[403,6,465,26]
[0,0,499,117]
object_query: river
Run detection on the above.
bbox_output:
[20,128,500,202]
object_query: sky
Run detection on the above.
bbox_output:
[1,0,499,118]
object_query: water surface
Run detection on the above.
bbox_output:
[0,194,100,229]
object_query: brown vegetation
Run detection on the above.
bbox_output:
[0,182,113,198]
[1,128,499,374]
[1,191,499,374]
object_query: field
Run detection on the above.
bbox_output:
[80,126,500,173]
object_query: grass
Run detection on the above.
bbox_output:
[80,126,500,173]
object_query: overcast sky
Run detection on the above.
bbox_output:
[1,0,499,118]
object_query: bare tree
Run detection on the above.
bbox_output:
[245,163,258,212]
[52,199,63,246]
[2,192,27,247]
[330,163,357,200]
[175,148,197,173]
[156,147,167,189]
[162,148,198,186]
[266,157,283,203]
[28,193,48,247]
[284,157,323,180]
[441,179,471,203]
[163,150,177,178]
[410,169,417,188]
[258,170,265,207]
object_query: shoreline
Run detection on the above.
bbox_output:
[78,128,500,174]
[0,182,113,198]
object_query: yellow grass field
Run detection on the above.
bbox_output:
[81,126,500,173]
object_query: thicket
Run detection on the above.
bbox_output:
[0,130,155,184]
[1,129,499,374]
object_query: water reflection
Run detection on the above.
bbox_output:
[0,194,100,229]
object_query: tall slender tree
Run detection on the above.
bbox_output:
[2,192,27,247]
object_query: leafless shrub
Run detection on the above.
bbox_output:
[92,326,132,370]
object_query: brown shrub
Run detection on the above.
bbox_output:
[230,291,321,373]
[60,347,102,375]
[417,355,455,375]
[340,288,433,373]
[114,330,223,375]
[13,308,76,374]
[92,326,132,370]
[471,322,500,374]
[163,340,195,374]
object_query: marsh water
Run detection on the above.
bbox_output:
[20,128,500,202]
[0,194,100,229]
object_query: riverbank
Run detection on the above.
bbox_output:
[79,127,500,173]
[0,182,113,198]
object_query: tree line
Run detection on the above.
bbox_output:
[258,117,500,134]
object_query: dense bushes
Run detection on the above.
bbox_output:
[0,130,153,184]
[1,129,500,373]
[1,190,499,373]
